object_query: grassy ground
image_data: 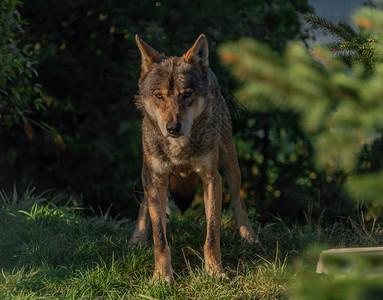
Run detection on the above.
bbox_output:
[1,188,383,299]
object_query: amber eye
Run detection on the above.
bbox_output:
[154,93,163,99]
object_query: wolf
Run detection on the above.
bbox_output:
[130,34,257,283]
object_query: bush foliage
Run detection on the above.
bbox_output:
[0,0,42,127]
[220,7,383,207]
[0,0,64,146]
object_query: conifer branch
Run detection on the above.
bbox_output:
[305,14,349,41]
[338,21,358,39]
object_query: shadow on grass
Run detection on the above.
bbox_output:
[1,190,383,299]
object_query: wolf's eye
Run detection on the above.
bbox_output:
[184,90,193,98]
[154,93,163,99]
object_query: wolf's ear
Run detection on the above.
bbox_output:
[184,34,209,70]
[136,35,163,82]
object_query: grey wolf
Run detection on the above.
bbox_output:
[130,34,257,283]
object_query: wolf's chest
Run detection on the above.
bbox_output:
[167,136,190,157]
[150,136,210,172]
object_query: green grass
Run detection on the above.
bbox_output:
[1,188,383,299]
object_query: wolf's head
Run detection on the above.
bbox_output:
[136,34,210,138]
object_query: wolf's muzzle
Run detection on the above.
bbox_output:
[166,121,182,136]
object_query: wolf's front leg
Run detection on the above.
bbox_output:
[142,162,174,283]
[201,169,226,278]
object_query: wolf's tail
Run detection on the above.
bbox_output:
[169,172,199,213]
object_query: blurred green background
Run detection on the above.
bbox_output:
[1,0,367,222]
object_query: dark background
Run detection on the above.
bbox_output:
[0,0,357,222]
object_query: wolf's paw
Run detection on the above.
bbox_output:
[205,264,229,282]
[216,271,230,282]
[129,233,148,245]
[206,268,230,282]
[239,225,259,244]
[150,271,175,285]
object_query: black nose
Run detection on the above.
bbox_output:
[166,122,182,134]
